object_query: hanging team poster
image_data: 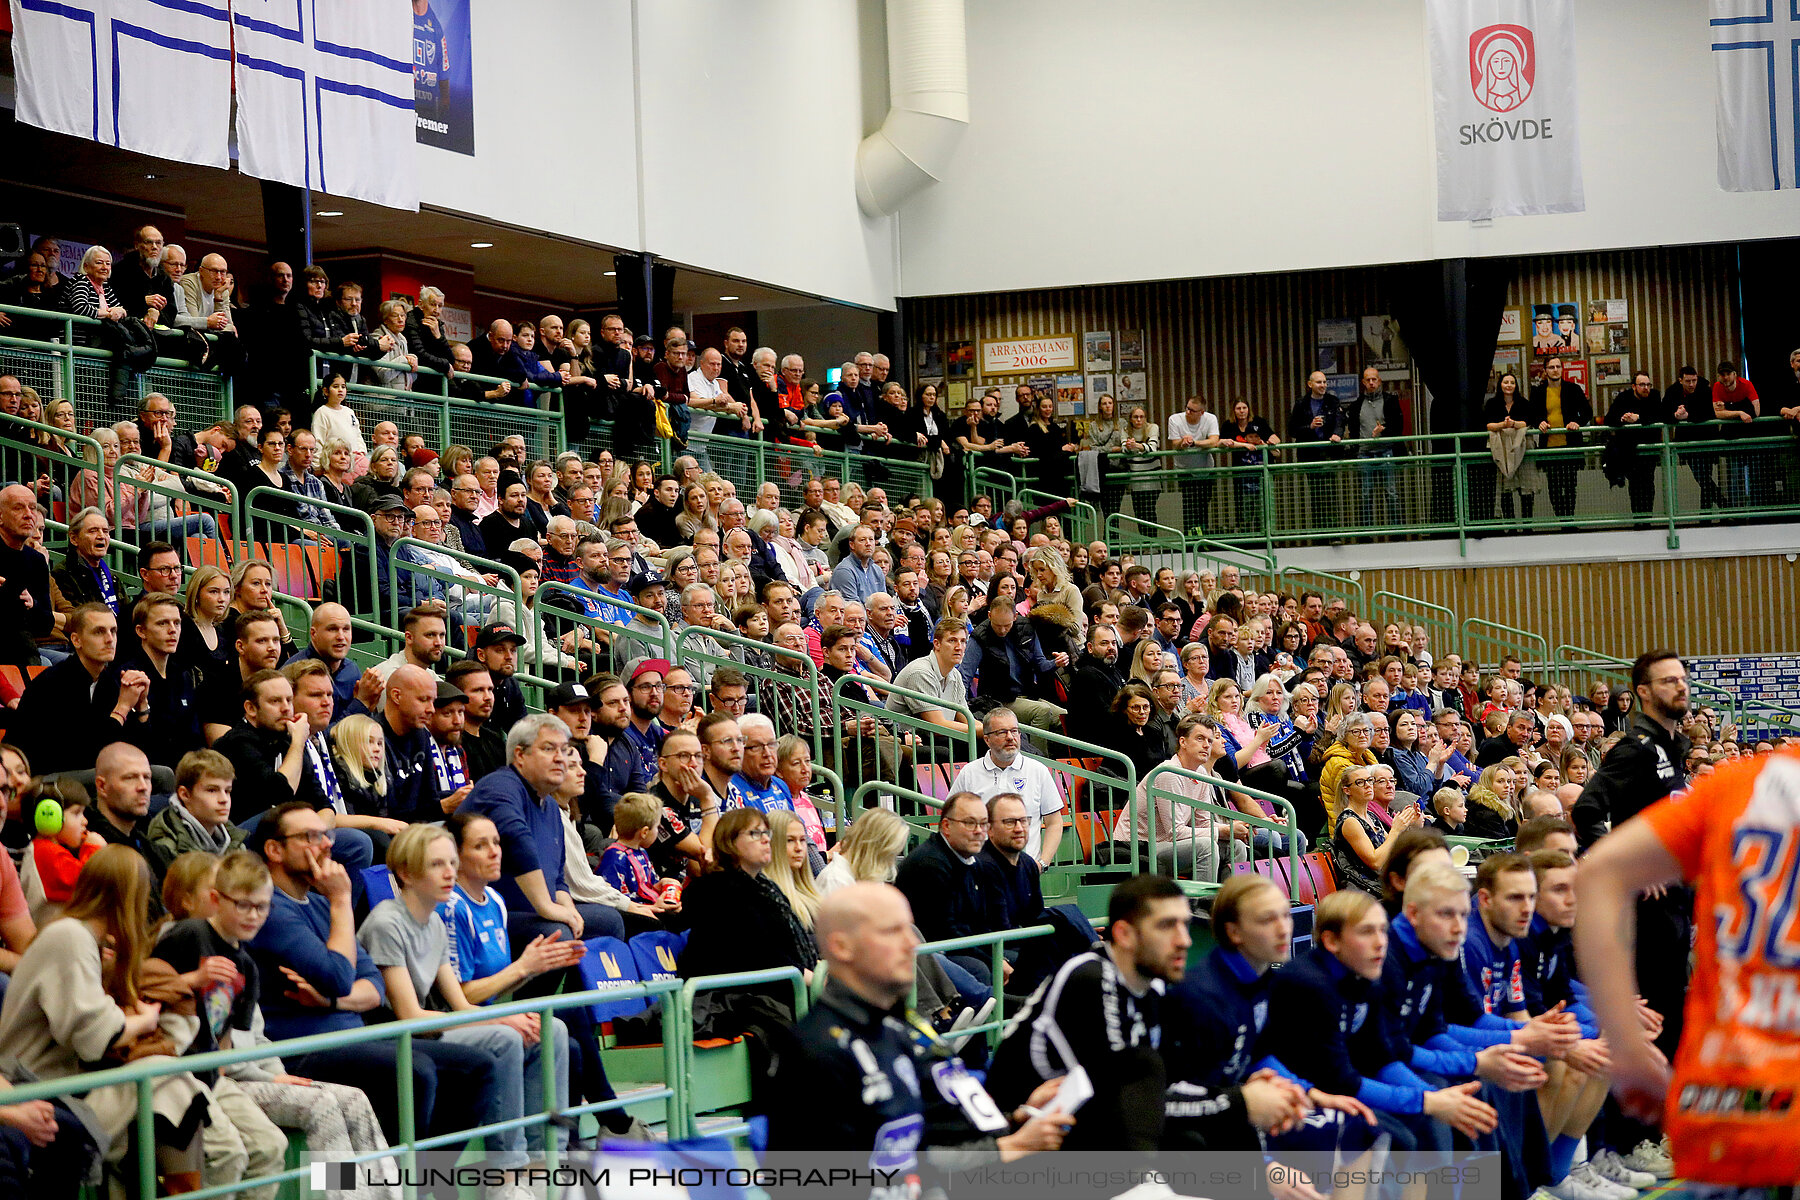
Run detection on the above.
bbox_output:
[1362,315,1409,374]
[946,340,975,378]
[1426,0,1584,220]
[414,0,476,154]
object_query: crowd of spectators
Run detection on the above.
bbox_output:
[0,228,1790,1190]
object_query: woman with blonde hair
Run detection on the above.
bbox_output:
[330,715,392,854]
[220,558,293,655]
[1318,711,1378,832]
[0,844,210,1182]
[763,811,822,927]
[1465,761,1521,841]
[674,483,715,542]
[1128,637,1165,688]
[1024,545,1082,618]
[816,807,909,895]
[180,563,234,673]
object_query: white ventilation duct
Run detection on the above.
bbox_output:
[855,0,970,217]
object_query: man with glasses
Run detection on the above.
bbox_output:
[541,516,581,586]
[643,730,717,868]
[948,706,1066,866]
[447,474,488,556]
[656,664,699,731]
[249,800,504,1148]
[621,657,671,780]
[895,790,1011,985]
[1569,708,1604,768]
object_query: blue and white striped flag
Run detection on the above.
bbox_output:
[1711,0,1800,190]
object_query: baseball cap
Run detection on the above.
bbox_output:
[625,656,671,685]
[372,494,411,514]
[546,681,591,709]
[626,573,664,598]
[476,623,527,649]
[434,679,467,706]
[633,333,655,347]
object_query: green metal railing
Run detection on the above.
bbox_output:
[0,305,234,433]
[0,417,105,549]
[673,967,806,1138]
[1138,761,1304,900]
[1461,617,1549,676]
[1279,566,1367,618]
[673,625,826,760]
[111,452,233,564]
[312,351,567,464]
[242,488,383,640]
[914,925,1055,1050]
[1371,589,1459,659]
[829,674,979,800]
[0,978,682,1200]
[387,537,523,646]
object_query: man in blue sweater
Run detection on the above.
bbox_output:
[457,712,627,983]
[248,801,500,1146]
[1266,889,1498,1158]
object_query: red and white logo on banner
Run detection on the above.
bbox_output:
[1469,23,1535,112]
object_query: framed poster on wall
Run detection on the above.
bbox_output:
[1055,373,1086,416]
[1118,371,1147,406]
[1082,331,1114,373]
[1087,373,1113,403]
[1117,329,1146,372]
[946,340,975,378]
[916,342,943,378]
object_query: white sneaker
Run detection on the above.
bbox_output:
[949,997,997,1054]
[1619,1139,1674,1181]
[1591,1149,1657,1191]
[1550,1172,1618,1200]
[1574,1162,1638,1200]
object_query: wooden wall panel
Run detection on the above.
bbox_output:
[904,245,1739,429]
[1352,552,1798,662]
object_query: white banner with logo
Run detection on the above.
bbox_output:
[1710,0,1800,191]
[1427,0,1585,220]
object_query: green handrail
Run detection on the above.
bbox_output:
[1371,589,1459,657]
[1461,617,1549,675]
[913,924,1055,1050]
[1278,566,1367,618]
[0,977,683,1200]
[534,580,675,658]
[674,967,807,1138]
[0,418,106,549]
[386,536,524,642]
[242,487,383,636]
[673,625,825,761]
[1016,725,1141,872]
[1139,761,1303,900]
[110,451,235,567]
[828,673,979,796]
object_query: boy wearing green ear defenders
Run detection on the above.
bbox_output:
[22,782,101,924]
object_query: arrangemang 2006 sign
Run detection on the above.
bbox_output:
[979,335,1077,376]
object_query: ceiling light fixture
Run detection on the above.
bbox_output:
[315,210,344,218]
[469,241,494,249]
[603,271,616,277]
[718,295,739,302]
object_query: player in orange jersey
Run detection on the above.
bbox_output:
[1576,744,1800,1189]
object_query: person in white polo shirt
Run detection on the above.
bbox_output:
[946,706,1065,865]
